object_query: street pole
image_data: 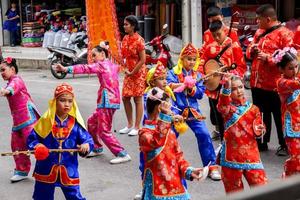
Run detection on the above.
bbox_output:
[182,0,191,45]
[191,0,202,48]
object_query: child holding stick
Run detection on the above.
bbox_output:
[27,83,94,200]
[217,74,267,193]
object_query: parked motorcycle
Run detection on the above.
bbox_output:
[145,24,174,69]
[47,32,88,79]
[239,25,253,89]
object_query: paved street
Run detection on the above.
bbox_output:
[0,69,286,200]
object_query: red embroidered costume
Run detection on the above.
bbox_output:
[277,74,300,177]
[217,86,267,193]
[139,113,194,200]
[200,37,246,99]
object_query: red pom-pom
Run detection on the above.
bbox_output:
[34,144,49,160]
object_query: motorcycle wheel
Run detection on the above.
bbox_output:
[50,59,67,79]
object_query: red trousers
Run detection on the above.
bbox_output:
[221,166,267,193]
[284,138,300,177]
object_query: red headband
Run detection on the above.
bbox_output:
[54,83,74,98]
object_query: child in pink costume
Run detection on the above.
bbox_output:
[55,42,131,164]
[0,57,40,182]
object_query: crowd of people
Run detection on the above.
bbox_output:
[1,3,300,200]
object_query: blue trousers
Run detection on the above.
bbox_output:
[33,181,86,200]
[173,119,216,166]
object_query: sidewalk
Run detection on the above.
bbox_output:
[1,46,49,69]
[1,46,180,69]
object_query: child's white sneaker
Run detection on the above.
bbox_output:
[128,128,139,136]
[134,191,143,200]
[10,174,28,183]
[119,126,132,134]
[110,154,132,164]
[208,167,221,181]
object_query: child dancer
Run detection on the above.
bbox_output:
[27,83,94,200]
[143,61,175,123]
[55,42,131,164]
[167,43,221,180]
[134,62,176,200]
[139,87,205,200]
[0,57,40,182]
[273,47,300,177]
[217,74,267,193]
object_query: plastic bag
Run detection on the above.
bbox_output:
[60,32,70,47]
[46,31,55,47]
[53,31,62,47]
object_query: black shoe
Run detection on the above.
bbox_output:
[275,146,288,156]
[211,130,220,141]
[258,143,268,152]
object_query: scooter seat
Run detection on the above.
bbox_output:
[58,47,77,54]
[48,46,76,54]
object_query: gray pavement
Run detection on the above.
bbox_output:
[0,69,286,200]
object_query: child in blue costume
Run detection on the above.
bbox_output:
[27,83,94,200]
[167,43,221,180]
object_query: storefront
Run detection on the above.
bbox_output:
[0,0,298,49]
[1,0,86,47]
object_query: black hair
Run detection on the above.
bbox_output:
[124,15,139,32]
[93,42,109,58]
[256,4,277,20]
[2,58,18,74]
[146,88,169,115]
[209,20,223,32]
[273,50,297,69]
[207,6,222,18]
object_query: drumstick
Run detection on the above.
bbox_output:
[261,113,264,144]
[148,95,182,112]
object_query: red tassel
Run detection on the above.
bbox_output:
[34,144,49,161]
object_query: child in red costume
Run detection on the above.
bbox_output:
[217,75,267,193]
[139,87,206,200]
[273,47,300,177]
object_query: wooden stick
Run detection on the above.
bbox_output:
[148,95,182,112]
[0,149,79,157]
[212,71,240,78]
